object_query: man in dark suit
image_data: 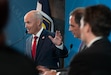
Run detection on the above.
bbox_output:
[24,10,68,69]
[37,7,85,75]
[68,4,111,75]
[0,0,38,75]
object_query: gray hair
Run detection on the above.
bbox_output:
[34,11,43,24]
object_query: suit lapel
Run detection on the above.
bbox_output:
[89,38,108,48]
[82,38,108,52]
[27,36,33,58]
[36,29,48,58]
[78,42,86,52]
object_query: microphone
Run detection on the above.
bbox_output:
[68,44,73,55]
[9,30,27,47]
[70,44,73,49]
[62,44,73,57]
[53,43,73,58]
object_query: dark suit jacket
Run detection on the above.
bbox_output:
[0,45,38,75]
[25,29,68,69]
[68,38,111,75]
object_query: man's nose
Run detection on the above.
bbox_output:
[25,24,28,28]
[69,26,72,31]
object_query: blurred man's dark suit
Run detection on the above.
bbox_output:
[56,42,85,75]
[0,44,38,75]
[0,0,38,74]
[69,38,111,75]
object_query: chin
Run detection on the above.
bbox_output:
[74,36,78,38]
[74,35,76,37]
[28,31,32,34]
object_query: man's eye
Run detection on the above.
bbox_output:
[71,25,75,27]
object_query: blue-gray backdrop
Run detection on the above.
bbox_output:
[5,0,37,53]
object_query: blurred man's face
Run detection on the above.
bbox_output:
[69,15,80,38]
[80,17,87,42]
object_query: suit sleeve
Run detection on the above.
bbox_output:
[49,32,68,58]
[55,45,68,58]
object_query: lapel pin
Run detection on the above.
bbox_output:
[42,36,45,39]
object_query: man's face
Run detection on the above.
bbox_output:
[69,15,80,38]
[80,17,87,42]
[24,12,41,35]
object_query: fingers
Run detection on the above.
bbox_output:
[56,30,62,39]
[37,65,56,75]
[48,35,53,41]
[37,65,49,74]
[49,30,62,40]
[55,30,61,37]
[48,30,62,46]
[44,70,57,75]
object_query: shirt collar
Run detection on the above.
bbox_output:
[33,27,43,38]
[87,36,103,48]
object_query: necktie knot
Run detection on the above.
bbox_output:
[34,36,38,40]
[79,42,86,52]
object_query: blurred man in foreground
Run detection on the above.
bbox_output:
[0,0,38,74]
[69,4,111,75]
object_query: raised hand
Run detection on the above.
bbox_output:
[48,30,62,46]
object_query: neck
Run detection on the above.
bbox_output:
[85,33,97,46]
[34,27,42,35]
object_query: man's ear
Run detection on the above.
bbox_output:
[85,23,91,33]
[37,20,41,26]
